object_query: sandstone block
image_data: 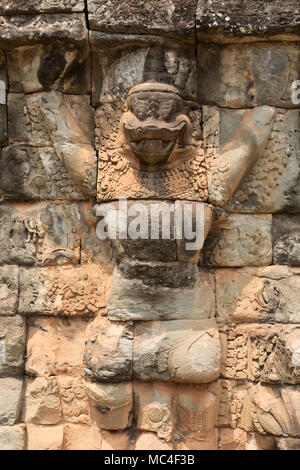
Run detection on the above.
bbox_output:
[220,324,300,384]
[26,317,87,376]
[135,382,174,441]
[135,432,173,450]
[91,38,197,106]
[0,424,25,450]
[58,376,90,424]
[204,106,300,212]
[0,1,85,14]
[8,92,94,146]
[19,264,109,316]
[0,266,18,315]
[87,0,197,39]
[216,266,300,323]
[7,43,90,94]
[276,437,300,450]
[23,377,62,425]
[133,319,221,383]
[196,0,300,43]
[101,430,129,450]
[63,424,102,450]
[0,315,25,377]
[217,379,250,429]
[0,14,87,49]
[84,318,133,382]
[218,428,248,451]
[86,381,132,430]
[96,200,212,264]
[0,146,93,201]
[0,203,82,266]
[27,423,64,450]
[0,50,7,146]
[177,431,218,450]
[108,264,214,321]
[0,378,23,425]
[135,381,220,442]
[198,43,300,108]
[273,215,300,266]
[203,213,272,267]
[22,376,90,425]
[248,383,300,438]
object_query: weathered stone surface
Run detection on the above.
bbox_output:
[7,43,90,93]
[22,375,90,425]
[0,315,25,377]
[0,146,93,201]
[135,381,220,442]
[63,424,102,450]
[216,266,300,324]
[196,0,300,43]
[220,324,300,384]
[86,381,132,430]
[218,428,249,451]
[276,437,300,450]
[3,92,96,199]
[8,91,94,146]
[177,431,218,450]
[0,378,23,425]
[248,383,300,438]
[0,1,85,14]
[97,201,212,264]
[58,376,90,424]
[217,379,250,429]
[91,38,197,106]
[273,215,300,266]
[84,318,133,382]
[88,0,197,39]
[107,264,214,321]
[198,43,300,108]
[204,106,300,212]
[0,424,25,450]
[96,89,207,202]
[134,319,221,383]
[0,104,7,147]
[0,203,81,265]
[203,213,272,267]
[0,14,87,49]
[0,49,7,147]
[134,382,174,441]
[101,430,129,450]
[135,432,173,450]
[23,377,62,425]
[27,423,64,450]
[26,317,87,376]
[0,3,298,452]
[79,202,113,266]
[19,264,110,316]
[0,266,18,315]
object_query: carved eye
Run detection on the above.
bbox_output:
[159,100,176,120]
[132,99,147,120]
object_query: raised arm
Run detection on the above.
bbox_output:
[207,106,276,206]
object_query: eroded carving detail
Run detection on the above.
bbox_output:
[97,82,207,201]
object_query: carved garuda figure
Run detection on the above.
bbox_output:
[97,81,208,201]
[97,80,276,206]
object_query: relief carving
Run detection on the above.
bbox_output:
[97,82,207,201]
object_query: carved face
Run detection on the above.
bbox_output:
[123,84,191,166]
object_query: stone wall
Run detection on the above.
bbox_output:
[0,0,299,451]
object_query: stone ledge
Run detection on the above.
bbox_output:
[196,0,300,43]
[0,13,88,49]
[87,0,197,41]
[0,1,85,15]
